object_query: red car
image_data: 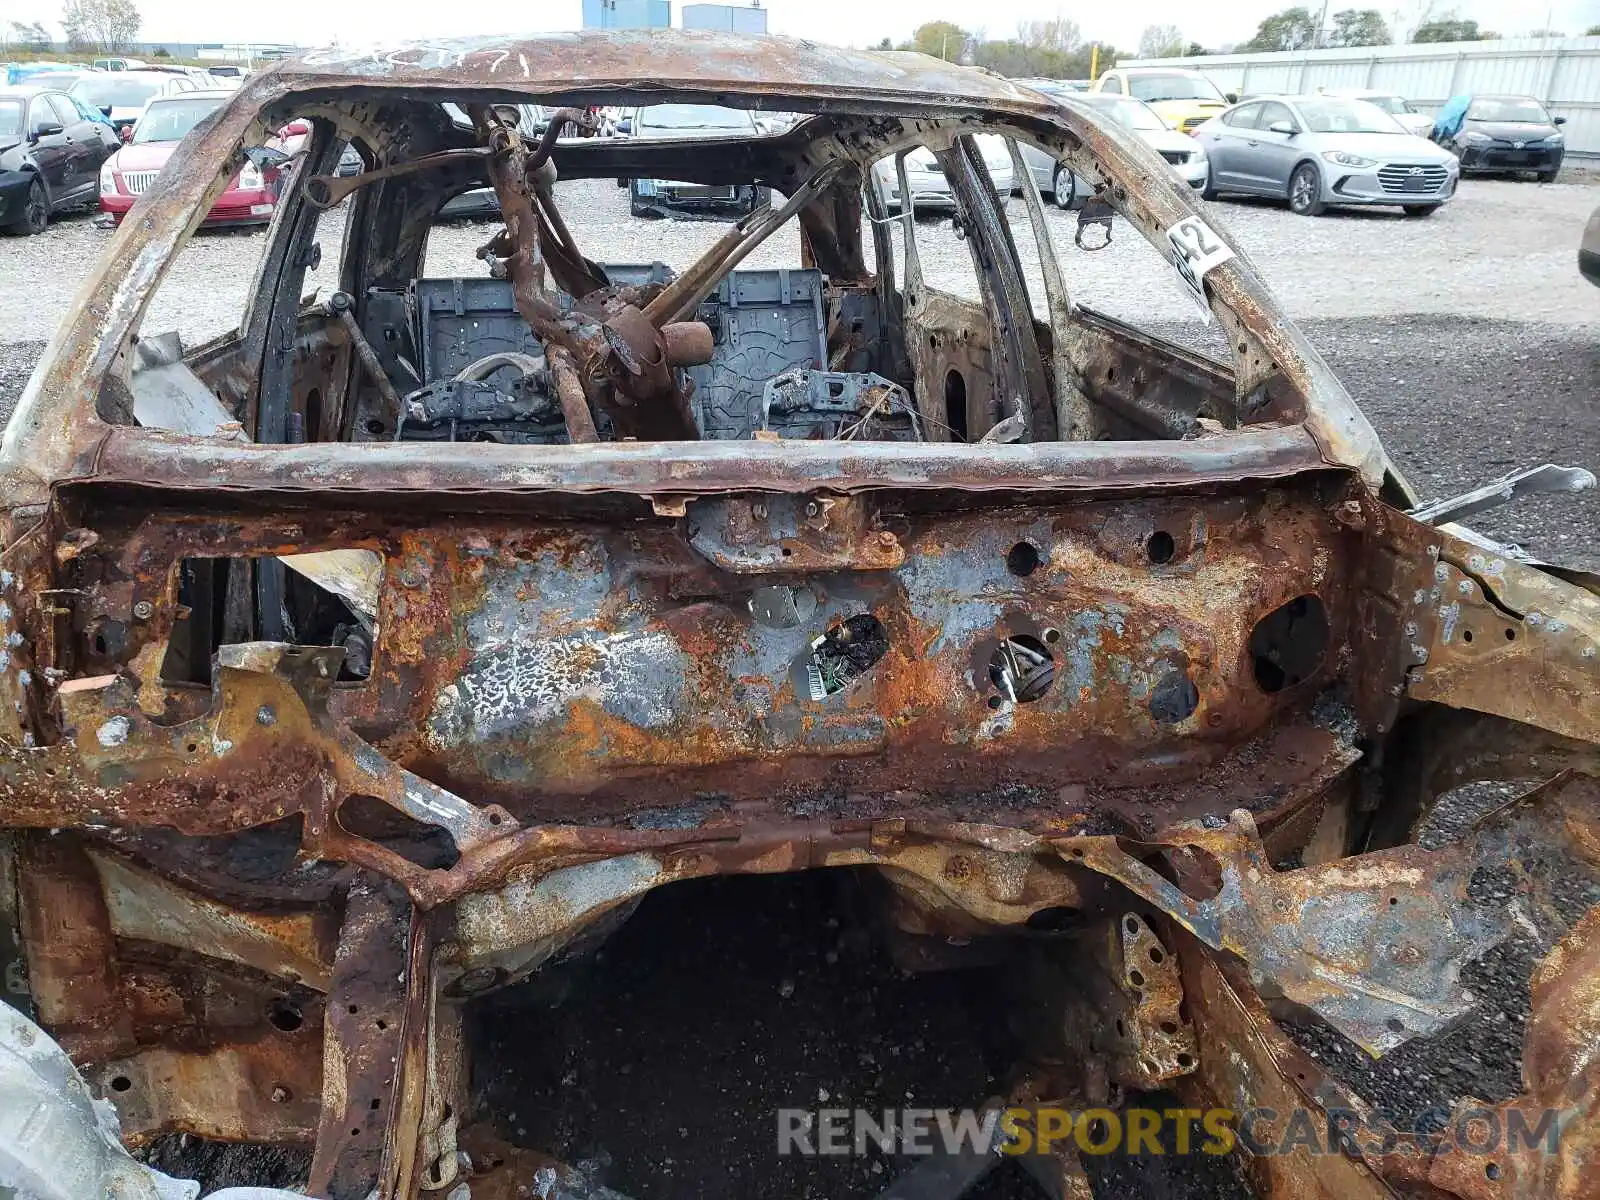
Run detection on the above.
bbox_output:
[99,90,281,226]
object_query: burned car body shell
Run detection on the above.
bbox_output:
[0,30,1597,1200]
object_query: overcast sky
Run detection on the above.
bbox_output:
[3,0,1595,54]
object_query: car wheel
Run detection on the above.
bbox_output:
[1402,204,1436,217]
[1051,165,1075,210]
[6,178,49,236]
[1537,167,1559,183]
[1201,162,1219,201]
[1287,162,1325,216]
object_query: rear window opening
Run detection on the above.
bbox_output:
[158,553,380,685]
[115,96,1268,460]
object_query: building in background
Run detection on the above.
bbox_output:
[681,3,768,34]
[582,0,672,29]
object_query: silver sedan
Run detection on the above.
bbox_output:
[1192,95,1459,217]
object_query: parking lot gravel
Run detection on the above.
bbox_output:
[3,169,1597,1199]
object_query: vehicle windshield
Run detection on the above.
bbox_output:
[1362,94,1413,115]
[0,100,21,139]
[1127,72,1224,102]
[1296,98,1405,134]
[71,76,160,108]
[1467,97,1551,123]
[1091,96,1168,131]
[637,103,754,132]
[131,95,224,144]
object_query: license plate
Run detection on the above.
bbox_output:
[250,203,275,216]
[1501,153,1533,165]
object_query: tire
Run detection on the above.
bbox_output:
[1051,165,1075,210]
[1287,162,1325,216]
[1201,163,1219,201]
[1403,204,1436,217]
[1537,168,1559,183]
[5,178,48,236]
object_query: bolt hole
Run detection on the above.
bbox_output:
[1006,541,1041,577]
[347,1004,359,1015]
[780,547,792,557]
[1115,1018,1126,1037]
[1149,669,1199,724]
[1129,969,1146,987]
[1485,1163,1501,1181]
[1069,847,1085,858]
[271,1085,292,1103]
[351,1128,362,1139]
[1462,629,1473,643]
[488,812,502,825]
[1124,915,1140,934]
[1389,896,1399,906]
[986,695,1002,710]
[1176,1052,1194,1068]
[375,1019,388,1031]
[1160,1020,1178,1034]
[110,1075,132,1093]
[370,1098,382,1111]
[94,633,109,655]
[365,419,386,436]
[185,742,198,754]
[1146,530,1176,564]
[1505,628,1516,641]
[268,1002,304,1032]
[1043,627,1061,644]
[1148,946,1164,963]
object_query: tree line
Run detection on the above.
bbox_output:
[886,10,1597,75]
[4,0,142,55]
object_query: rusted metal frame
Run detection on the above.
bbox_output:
[310,877,432,1200]
[304,147,490,209]
[1176,939,1398,1200]
[83,422,1336,498]
[1005,138,1095,441]
[0,64,1398,502]
[641,161,845,327]
[89,1018,324,1147]
[935,138,1055,441]
[1067,307,1234,439]
[1395,519,1600,748]
[1052,806,1509,1056]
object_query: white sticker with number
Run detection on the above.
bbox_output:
[1166,214,1234,321]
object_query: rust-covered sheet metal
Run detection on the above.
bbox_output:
[0,29,1597,1200]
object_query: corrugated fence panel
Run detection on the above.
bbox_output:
[1122,37,1600,155]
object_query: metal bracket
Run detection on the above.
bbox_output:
[1410,463,1597,526]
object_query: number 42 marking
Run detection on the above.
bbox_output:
[1166,215,1234,313]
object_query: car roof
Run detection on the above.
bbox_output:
[0,83,70,98]
[1472,93,1541,101]
[264,31,1062,118]
[145,89,234,101]
[1114,66,1207,75]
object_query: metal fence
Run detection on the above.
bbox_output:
[1121,36,1600,157]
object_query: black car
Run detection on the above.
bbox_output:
[1438,94,1565,181]
[0,84,120,235]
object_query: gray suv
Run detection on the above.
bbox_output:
[1193,94,1459,217]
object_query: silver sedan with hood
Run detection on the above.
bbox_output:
[1193,94,1459,216]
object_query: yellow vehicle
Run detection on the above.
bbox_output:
[1093,66,1234,133]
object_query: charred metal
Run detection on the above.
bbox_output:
[0,29,1596,1200]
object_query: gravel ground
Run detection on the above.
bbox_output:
[2,169,1597,1199]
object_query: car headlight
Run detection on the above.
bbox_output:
[1188,142,1207,161]
[1459,130,1492,144]
[99,163,117,195]
[238,161,264,190]
[1546,132,1564,145]
[1321,151,1376,167]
